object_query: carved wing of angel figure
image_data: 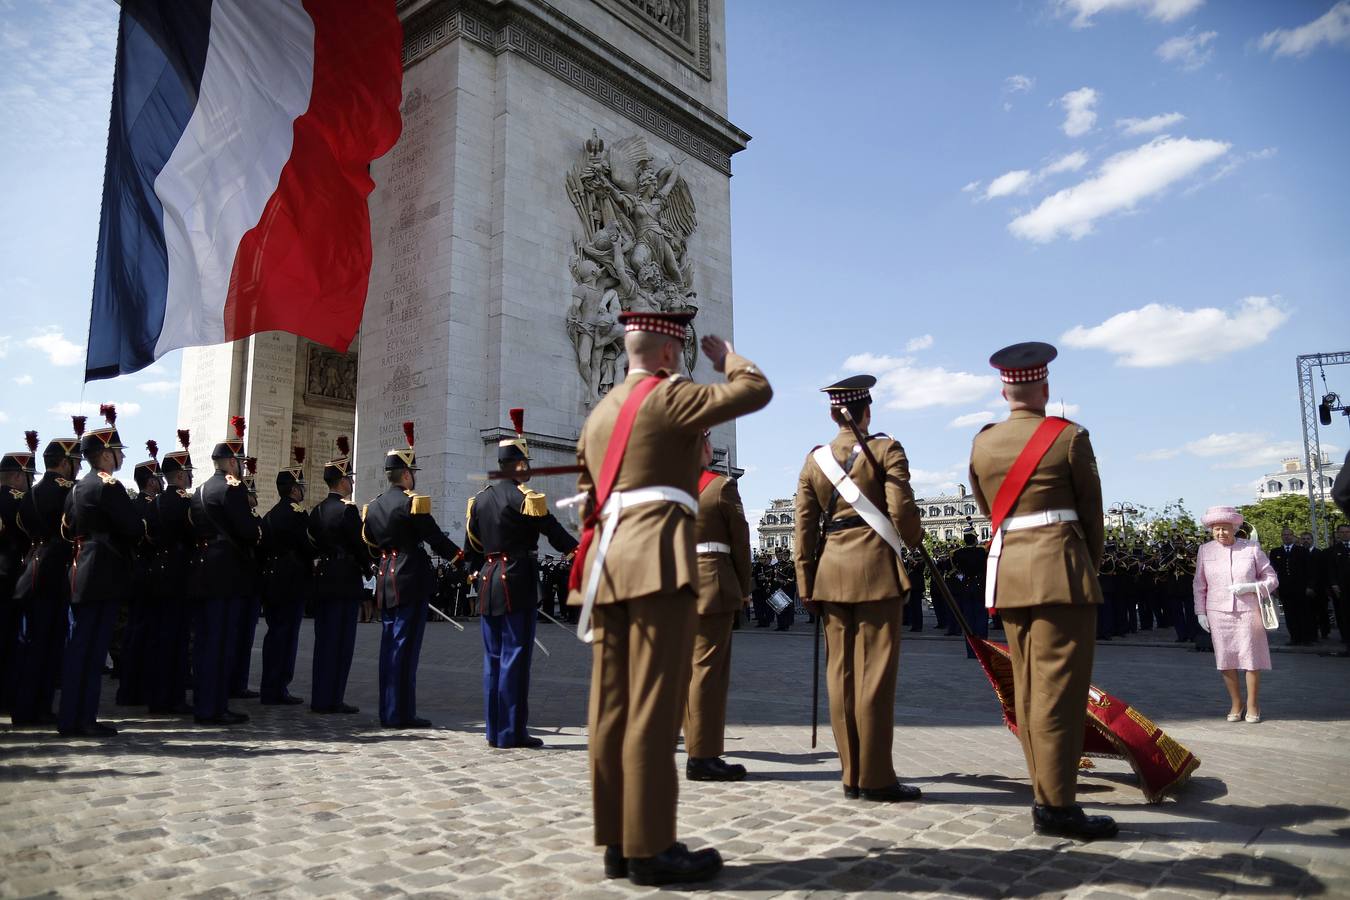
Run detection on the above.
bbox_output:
[657,162,697,245]
[608,135,653,194]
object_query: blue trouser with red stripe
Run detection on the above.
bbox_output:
[58,596,117,731]
[194,595,241,719]
[311,595,359,711]
[379,599,427,726]
[482,610,536,747]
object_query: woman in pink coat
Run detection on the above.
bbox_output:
[1193,506,1278,723]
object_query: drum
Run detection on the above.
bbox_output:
[766,589,793,615]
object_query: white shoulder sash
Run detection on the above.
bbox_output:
[810,444,908,560]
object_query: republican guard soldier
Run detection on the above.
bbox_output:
[190,417,260,725]
[794,375,924,803]
[11,421,82,726]
[148,431,194,715]
[952,523,989,658]
[309,437,366,714]
[968,342,1116,840]
[59,405,143,736]
[682,429,752,782]
[465,408,578,749]
[568,311,771,886]
[0,432,38,712]
[260,447,314,705]
[116,441,163,706]
[229,457,264,699]
[363,423,462,728]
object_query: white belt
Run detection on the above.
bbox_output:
[578,486,698,641]
[696,541,731,555]
[985,508,1079,609]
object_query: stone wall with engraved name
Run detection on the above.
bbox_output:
[356,2,740,538]
[177,341,245,478]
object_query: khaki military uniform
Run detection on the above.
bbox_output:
[968,409,1105,807]
[794,429,922,790]
[569,352,771,858]
[683,472,752,759]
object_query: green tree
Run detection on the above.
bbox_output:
[1237,494,1347,548]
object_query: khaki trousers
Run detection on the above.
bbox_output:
[821,597,902,789]
[588,591,697,858]
[1000,604,1097,807]
[683,611,736,758]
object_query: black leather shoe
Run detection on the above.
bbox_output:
[860,782,922,803]
[603,845,627,878]
[512,735,544,749]
[262,695,305,706]
[404,717,433,728]
[1032,804,1119,840]
[230,689,260,700]
[334,703,360,714]
[628,843,722,886]
[843,785,860,799]
[86,722,119,737]
[57,726,86,737]
[222,710,250,725]
[686,756,747,782]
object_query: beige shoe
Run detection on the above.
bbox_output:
[1226,709,1244,722]
[1245,712,1262,723]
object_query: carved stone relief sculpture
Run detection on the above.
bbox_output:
[304,343,358,407]
[565,130,699,405]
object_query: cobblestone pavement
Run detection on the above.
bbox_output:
[3,613,1349,899]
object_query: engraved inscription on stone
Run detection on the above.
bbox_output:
[565,129,699,405]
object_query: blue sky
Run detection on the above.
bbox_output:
[1,0,1348,527]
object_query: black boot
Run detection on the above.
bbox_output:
[1032,804,1119,840]
[603,846,627,879]
[628,843,722,887]
[859,782,922,802]
[686,756,747,782]
[843,785,860,799]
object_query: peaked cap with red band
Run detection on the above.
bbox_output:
[617,309,695,340]
[990,341,1057,384]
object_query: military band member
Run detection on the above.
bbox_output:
[148,432,194,715]
[58,406,143,737]
[968,342,1116,840]
[116,441,163,707]
[795,375,923,804]
[364,422,462,728]
[951,524,989,658]
[681,429,752,783]
[465,408,578,749]
[11,422,82,726]
[191,417,260,726]
[0,433,38,713]
[568,311,771,886]
[309,438,366,714]
[260,448,314,705]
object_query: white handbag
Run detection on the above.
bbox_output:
[1257,582,1279,632]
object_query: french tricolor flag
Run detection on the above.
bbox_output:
[85,0,403,381]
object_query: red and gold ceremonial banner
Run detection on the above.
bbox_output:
[969,638,1200,804]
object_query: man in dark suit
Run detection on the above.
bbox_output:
[1269,527,1315,645]
[59,406,144,737]
[1328,523,1350,652]
[309,438,367,715]
[260,448,314,706]
[363,423,462,728]
[190,417,261,725]
[951,528,989,657]
[148,433,195,715]
[0,434,38,713]
[11,426,82,726]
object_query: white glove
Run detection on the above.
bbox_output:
[1197,614,1210,633]
[1229,581,1258,596]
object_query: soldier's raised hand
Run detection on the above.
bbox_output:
[700,334,733,373]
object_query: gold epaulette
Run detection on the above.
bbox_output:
[225,474,242,487]
[518,484,547,517]
[361,503,369,520]
[410,494,431,515]
[291,502,305,513]
[177,488,189,498]
[8,488,24,500]
[56,477,73,488]
[98,471,117,485]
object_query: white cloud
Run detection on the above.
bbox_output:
[1061,296,1289,367]
[961,180,981,194]
[1004,74,1036,94]
[1184,147,1278,195]
[1116,112,1186,135]
[909,466,967,498]
[985,169,1034,199]
[949,411,996,429]
[905,334,935,352]
[1156,29,1217,70]
[1141,432,1314,470]
[0,336,10,358]
[1060,87,1099,137]
[842,353,1000,411]
[1008,135,1229,242]
[1042,150,1089,175]
[24,329,83,367]
[1259,1,1350,58]
[0,411,8,424]
[13,374,33,385]
[50,400,143,418]
[137,380,179,395]
[1057,0,1204,28]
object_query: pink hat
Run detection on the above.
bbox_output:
[1201,505,1244,528]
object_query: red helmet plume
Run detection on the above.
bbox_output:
[100,404,116,427]
[509,408,524,436]
[177,428,190,450]
[230,415,245,439]
[25,431,39,454]
[402,421,415,448]
[336,435,350,456]
[244,456,258,476]
[146,440,158,459]
[293,446,305,465]
[72,416,86,438]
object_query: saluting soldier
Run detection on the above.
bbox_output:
[363,422,462,728]
[568,312,771,886]
[968,342,1116,840]
[682,429,752,783]
[309,437,366,714]
[260,448,314,705]
[148,431,195,715]
[794,375,924,804]
[0,432,38,713]
[190,417,260,726]
[11,421,82,726]
[464,408,578,749]
[230,457,264,699]
[116,441,163,707]
[59,405,143,737]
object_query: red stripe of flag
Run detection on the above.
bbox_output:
[223,0,403,350]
